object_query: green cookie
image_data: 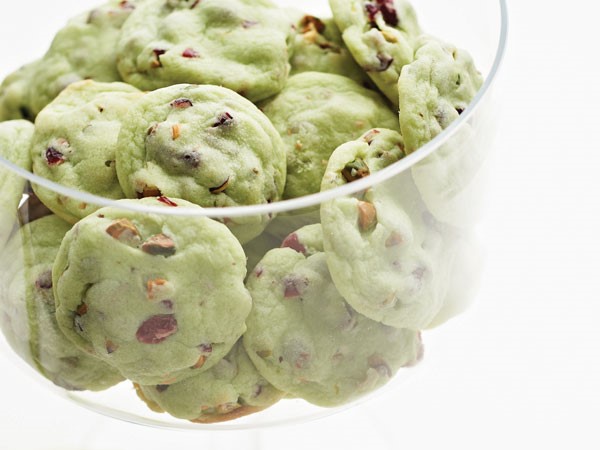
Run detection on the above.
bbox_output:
[0,120,34,248]
[329,0,421,107]
[260,72,398,199]
[0,61,39,122]
[398,36,484,226]
[116,83,286,243]
[398,35,483,153]
[53,197,252,385]
[320,129,447,329]
[28,0,138,117]
[289,14,369,85]
[116,0,293,102]
[135,340,284,423]
[244,224,422,407]
[0,215,124,391]
[30,80,141,224]
[320,128,405,190]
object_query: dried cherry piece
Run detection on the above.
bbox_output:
[45,147,65,166]
[170,98,193,109]
[151,49,167,68]
[377,0,399,26]
[136,314,178,344]
[281,233,306,255]
[157,196,178,207]
[182,48,199,58]
[212,112,234,127]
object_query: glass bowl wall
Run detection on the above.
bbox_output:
[0,0,507,430]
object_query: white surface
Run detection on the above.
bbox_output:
[2,0,600,449]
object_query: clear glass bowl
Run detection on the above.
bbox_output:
[0,0,507,430]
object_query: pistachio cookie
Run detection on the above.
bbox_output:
[260,72,398,200]
[116,0,292,102]
[116,83,286,243]
[398,36,484,225]
[329,0,421,107]
[53,197,252,385]
[244,224,422,407]
[398,35,483,153]
[0,61,39,122]
[1,216,124,391]
[320,129,447,329]
[135,340,284,423]
[0,120,34,247]
[28,0,139,117]
[30,81,142,224]
[289,15,369,85]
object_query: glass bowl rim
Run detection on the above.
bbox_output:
[0,0,508,219]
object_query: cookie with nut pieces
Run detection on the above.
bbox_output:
[260,71,398,200]
[52,197,252,385]
[329,0,421,107]
[116,0,293,102]
[134,340,284,423]
[0,215,125,391]
[28,0,139,117]
[30,80,142,223]
[116,83,287,243]
[320,128,447,329]
[244,223,422,407]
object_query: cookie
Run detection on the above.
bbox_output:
[260,72,398,199]
[397,36,485,226]
[319,128,405,190]
[115,83,286,243]
[244,224,422,407]
[320,129,447,329]
[30,80,142,224]
[116,0,293,102]
[289,14,370,85]
[0,120,34,248]
[398,35,483,153]
[0,215,124,391]
[28,0,138,117]
[0,61,38,122]
[52,197,252,385]
[134,340,284,423]
[329,0,421,107]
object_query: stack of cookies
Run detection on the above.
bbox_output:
[0,0,484,423]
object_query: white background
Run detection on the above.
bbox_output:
[1,0,600,449]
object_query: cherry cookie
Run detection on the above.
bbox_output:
[52,197,252,385]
